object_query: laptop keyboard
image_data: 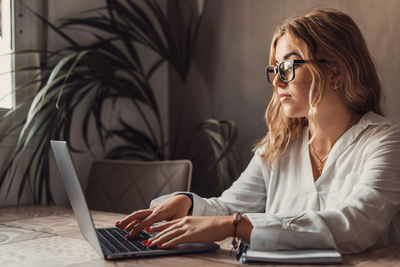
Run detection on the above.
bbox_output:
[96,227,154,254]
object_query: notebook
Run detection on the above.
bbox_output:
[237,242,342,264]
[50,140,219,260]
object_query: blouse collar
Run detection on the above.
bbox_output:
[312,111,391,183]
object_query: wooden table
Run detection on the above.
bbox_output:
[0,205,399,266]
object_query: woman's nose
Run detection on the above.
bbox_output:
[272,73,287,88]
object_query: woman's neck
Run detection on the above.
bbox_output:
[309,107,361,154]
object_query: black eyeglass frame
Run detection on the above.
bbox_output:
[265,59,328,84]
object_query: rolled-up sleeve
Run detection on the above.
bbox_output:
[247,126,400,254]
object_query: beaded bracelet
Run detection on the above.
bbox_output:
[231,212,242,252]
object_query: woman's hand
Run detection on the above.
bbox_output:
[115,194,192,238]
[144,216,233,248]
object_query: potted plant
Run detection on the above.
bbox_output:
[0,0,242,204]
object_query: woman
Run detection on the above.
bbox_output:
[116,9,400,254]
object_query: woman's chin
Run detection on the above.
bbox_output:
[282,108,308,119]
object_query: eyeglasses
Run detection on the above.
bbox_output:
[265,59,328,84]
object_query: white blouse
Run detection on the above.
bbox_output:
[151,112,400,254]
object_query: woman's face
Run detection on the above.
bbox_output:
[273,34,312,118]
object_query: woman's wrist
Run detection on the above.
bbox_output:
[226,214,252,243]
[220,216,236,239]
[236,215,253,243]
[219,215,253,243]
[173,194,193,214]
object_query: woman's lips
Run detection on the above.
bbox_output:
[279,94,292,102]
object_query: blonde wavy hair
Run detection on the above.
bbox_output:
[255,8,383,167]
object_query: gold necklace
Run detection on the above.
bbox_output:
[310,142,329,175]
[310,114,360,175]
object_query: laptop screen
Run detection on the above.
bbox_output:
[51,140,103,256]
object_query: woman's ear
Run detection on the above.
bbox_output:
[329,65,341,91]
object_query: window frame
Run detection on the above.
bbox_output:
[0,0,15,115]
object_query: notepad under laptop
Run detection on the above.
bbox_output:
[51,140,219,260]
[237,243,342,264]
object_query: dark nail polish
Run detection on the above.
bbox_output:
[157,243,162,248]
[145,227,150,231]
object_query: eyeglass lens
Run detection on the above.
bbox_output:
[266,61,294,84]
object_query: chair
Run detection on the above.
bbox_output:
[86,159,192,214]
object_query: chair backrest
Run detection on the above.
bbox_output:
[86,159,192,214]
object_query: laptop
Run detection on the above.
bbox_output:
[50,140,219,260]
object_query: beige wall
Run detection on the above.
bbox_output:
[178,0,400,165]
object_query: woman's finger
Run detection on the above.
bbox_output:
[149,218,184,239]
[146,220,177,233]
[124,219,139,231]
[158,234,188,248]
[148,227,186,248]
[116,209,153,228]
[127,211,169,238]
[128,207,172,235]
[147,218,185,243]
